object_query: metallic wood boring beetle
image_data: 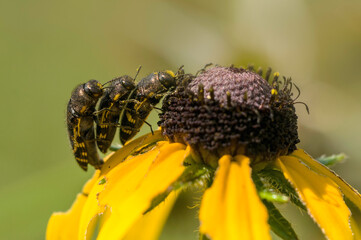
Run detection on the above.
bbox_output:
[67,79,104,171]
[96,75,136,153]
[119,70,177,145]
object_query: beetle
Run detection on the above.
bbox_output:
[96,75,136,153]
[119,70,177,145]
[67,79,104,171]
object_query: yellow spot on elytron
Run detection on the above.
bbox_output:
[82,152,87,156]
[73,119,81,136]
[76,157,88,163]
[135,99,146,111]
[166,70,175,77]
[73,128,78,140]
[122,129,132,135]
[80,106,87,114]
[271,89,278,95]
[99,133,107,139]
[113,93,121,101]
[274,72,280,77]
[126,112,136,124]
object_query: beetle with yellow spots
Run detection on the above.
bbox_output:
[96,75,136,153]
[119,71,179,145]
[67,79,104,171]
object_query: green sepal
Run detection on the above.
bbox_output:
[263,200,299,240]
[257,168,306,211]
[252,172,299,240]
[316,153,347,167]
[259,189,289,203]
[145,159,212,214]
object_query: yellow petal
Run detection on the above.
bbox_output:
[291,149,361,211]
[276,156,353,240]
[77,140,171,239]
[82,171,102,194]
[123,191,179,240]
[46,194,87,240]
[95,141,187,240]
[48,132,166,240]
[46,171,100,240]
[101,130,164,175]
[78,174,108,240]
[78,144,160,240]
[351,217,361,240]
[199,155,271,240]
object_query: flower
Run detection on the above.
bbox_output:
[47,66,361,240]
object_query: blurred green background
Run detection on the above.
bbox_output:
[1,0,361,239]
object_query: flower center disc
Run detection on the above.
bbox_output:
[159,66,299,167]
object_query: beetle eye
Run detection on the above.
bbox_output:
[85,80,103,98]
[159,72,176,89]
[122,79,136,90]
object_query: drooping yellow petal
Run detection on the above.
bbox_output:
[77,140,171,239]
[76,153,119,240]
[199,155,271,240]
[47,193,87,240]
[291,149,361,211]
[94,141,187,240]
[78,176,108,240]
[46,171,100,240]
[276,156,353,240]
[101,130,164,175]
[48,132,167,240]
[351,217,361,240]
[78,143,161,240]
[123,191,179,240]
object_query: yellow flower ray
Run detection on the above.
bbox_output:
[199,155,271,240]
[76,149,124,240]
[94,142,187,240]
[123,191,179,240]
[350,217,361,240]
[77,174,107,240]
[276,156,353,240]
[291,149,361,211]
[101,130,165,175]
[78,141,165,239]
[46,171,100,240]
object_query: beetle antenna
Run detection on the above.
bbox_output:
[134,65,142,81]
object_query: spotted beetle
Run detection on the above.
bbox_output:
[67,80,104,171]
[96,75,136,153]
[119,70,177,145]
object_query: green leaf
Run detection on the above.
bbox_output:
[253,167,289,203]
[253,172,299,240]
[145,161,212,214]
[257,168,306,211]
[263,200,299,240]
[316,153,347,167]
